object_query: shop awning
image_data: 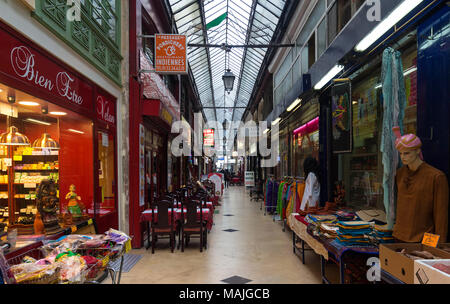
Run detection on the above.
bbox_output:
[140,51,180,124]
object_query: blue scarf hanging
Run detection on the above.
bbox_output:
[380,47,406,229]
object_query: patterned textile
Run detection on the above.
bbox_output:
[381,47,406,229]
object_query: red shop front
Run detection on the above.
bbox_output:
[0,22,118,235]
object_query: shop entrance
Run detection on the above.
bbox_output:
[95,129,118,232]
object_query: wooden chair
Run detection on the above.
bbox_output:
[150,199,176,254]
[180,199,207,252]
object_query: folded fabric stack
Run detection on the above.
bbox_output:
[336,221,372,246]
[335,210,356,221]
[372,224,395,243]
[319,223,339,239]
[305,214,337,228]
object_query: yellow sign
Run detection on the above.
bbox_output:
[87,219,93,225]
[161,108,173,125]
[13,155,22,161]
[102,255,110,267]
[422,233,440,248]
[71,225,77,233]
[125,239,132,253]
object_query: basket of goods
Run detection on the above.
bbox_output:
[9,258,60,284]
[81,255,103,281]
[55,251,88,284]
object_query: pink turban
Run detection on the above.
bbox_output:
[392,126,423,160]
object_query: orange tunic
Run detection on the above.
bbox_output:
[393,162,449,243]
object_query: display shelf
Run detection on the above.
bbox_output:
[13,169,59,172]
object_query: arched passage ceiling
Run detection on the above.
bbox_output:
[167,0,287,145]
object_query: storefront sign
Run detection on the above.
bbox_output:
[96,94,116,126]
[203,129,214,147]
[331,81,352,153]
[0,27,93,111]
[245,171,255,187]
[160,107,173,125]
[154,34,187,74]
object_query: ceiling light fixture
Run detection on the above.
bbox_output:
[272,117,281,126]
[19,101,40,106]
[0,126,30,146]
[49,111,67,116]
[68,129,84,134]
[287,98,302,112]
[355,0,425,52]
[314,65,344,90]
[403,66,417,77]
[25,118,51,126]
[32,133,60,150]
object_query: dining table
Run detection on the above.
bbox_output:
[140,207,214,250]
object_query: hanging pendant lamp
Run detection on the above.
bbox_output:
[0,126,30,146]
[32,133,60,150]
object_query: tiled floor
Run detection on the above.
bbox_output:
[104,186,339,284]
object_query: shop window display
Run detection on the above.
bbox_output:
[294,130,319,177]
[339,43,418,209]
[0,84,94,235]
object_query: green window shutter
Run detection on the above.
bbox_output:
[33,0,122,86]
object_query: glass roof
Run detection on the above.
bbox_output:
[168,0,287,143]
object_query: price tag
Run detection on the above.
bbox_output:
[71,225,77,233]
[24,183,37,189]
[13,155,22,161]
[422,233,440,248]
[125,239,131,253]
[4,158,12,167]
[87,219,93,225]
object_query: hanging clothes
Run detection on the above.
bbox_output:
[381,47,406,229]
[295,182,306,214]
[300,173,320,211]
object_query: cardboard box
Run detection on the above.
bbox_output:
[414,260,450,284]
[380,243,450,284]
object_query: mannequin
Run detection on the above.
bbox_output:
[300,157,321,211]
[392,127,449,243]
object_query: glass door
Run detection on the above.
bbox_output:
[96,129,117,231]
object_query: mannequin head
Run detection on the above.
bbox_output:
[393,126,424,170]
[399,149,422,167]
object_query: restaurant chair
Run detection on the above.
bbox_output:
[151,199,176,254]
[180,199,207,252]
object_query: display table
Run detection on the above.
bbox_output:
[289,213,379,284]
[289,214,328,261]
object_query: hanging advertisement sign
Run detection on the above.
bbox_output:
[203,129,215,147]
[331,80,352,153]
[245,171,255,187]
[154,34,187,74]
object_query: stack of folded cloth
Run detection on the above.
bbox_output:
[305,214,337,228]
[335,210,357,221]
[372,224,395,243]
[319,223,339,239]
[336,221,372,246]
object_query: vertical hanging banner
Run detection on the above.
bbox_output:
[203,129,215,147]
[154,34,187,74]
[331,79,352,153]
